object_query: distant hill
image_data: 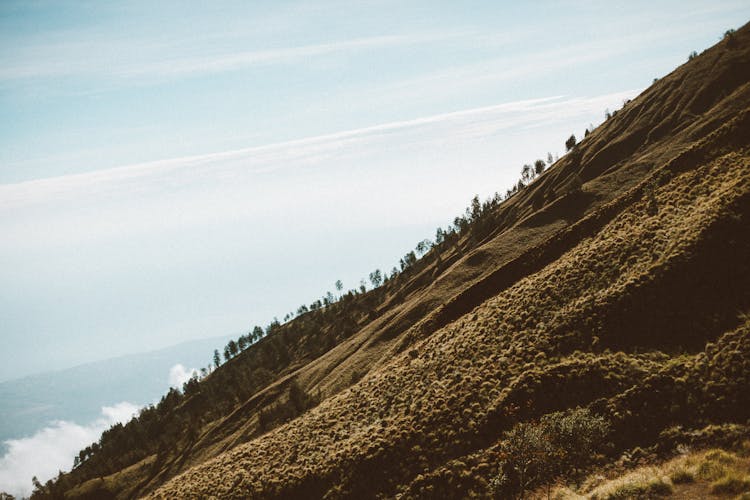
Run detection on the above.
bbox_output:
[0,335,230,449]
[37,22,750,499]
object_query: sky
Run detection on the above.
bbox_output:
[1,0,749,382]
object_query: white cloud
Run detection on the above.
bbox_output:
[168,364,198,389]
[0,402,139,498]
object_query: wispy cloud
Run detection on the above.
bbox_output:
[0,89,639,212]
[0,32,461,83]
[354,25,696,106]
[0,402,139,498]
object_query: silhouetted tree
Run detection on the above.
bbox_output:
[565,134,577,151]
[213,349,221,368]
[335,280,343,293]
[415,239,432,256]
[534,159,546,176]
[32,476,43,496]
[724,28,737,48]
[454,215,469,233]
[469,195,481,221]
[402,251,417,270]
[369,269,383,288]
[227,340,238,357]
[521,164,532,183]
[183,375,200,397]
[435,227,446,245]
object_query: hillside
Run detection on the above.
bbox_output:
[551,446,750,499]
[37,24,750,499]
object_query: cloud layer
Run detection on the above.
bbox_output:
[0,402,139,498]
[168,364,198,389]
[0,90,638,212]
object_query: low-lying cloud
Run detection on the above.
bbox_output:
[0,402,139,498]
[168,363,198,389]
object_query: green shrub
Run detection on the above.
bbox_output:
[491,408,609,498]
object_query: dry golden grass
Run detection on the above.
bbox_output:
[146,123,750,498]
[552,447,750,499]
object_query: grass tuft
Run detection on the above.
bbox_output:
[710,471,750,495]
[668,467,694,484]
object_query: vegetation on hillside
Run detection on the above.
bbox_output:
[41,119,586,495]
[31,23,750,500]
[552,444,750,499]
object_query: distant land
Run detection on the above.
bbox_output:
[0,335,231,449]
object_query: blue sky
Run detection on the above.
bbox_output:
[1,0,749,381]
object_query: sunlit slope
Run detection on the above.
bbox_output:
[148,94,750,499]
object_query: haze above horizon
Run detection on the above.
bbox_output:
[1,0,749,381]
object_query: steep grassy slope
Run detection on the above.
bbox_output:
[45,23,750,500]
[146,113,750,499]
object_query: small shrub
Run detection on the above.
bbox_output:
[724,29,737,48]
[669,468,695,484]
[603,476,673,499]
[697,460,727,481]
[645,478,674,497]
[491,408,609,498]
[711,471,750,495]
[705,449,736,464]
